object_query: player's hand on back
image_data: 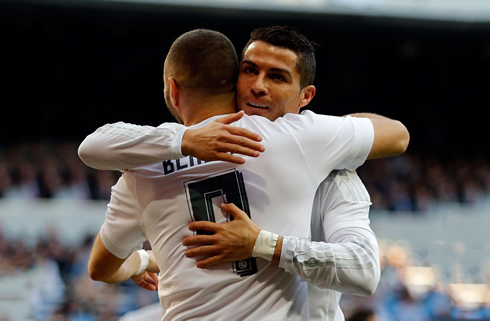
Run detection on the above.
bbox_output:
[181,111,265,165]
[183,203,261,268]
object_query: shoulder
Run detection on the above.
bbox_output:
[284,110,342,124]
[282,111,369,139]
[272,111,347,138]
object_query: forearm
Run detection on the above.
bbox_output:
[97,251,142,284]
[276,231,380,296]
[345,112,409,159]
[78,122,186,170]
[88,233,148,284]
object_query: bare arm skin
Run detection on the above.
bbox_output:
[347,113,409,159]
[88,233,160,291]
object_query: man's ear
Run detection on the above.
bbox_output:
[299,85,316,108]
[169,77,180,109]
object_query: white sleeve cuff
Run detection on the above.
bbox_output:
[135,250,150,275]
[348,117,374,170]
[172,127,188,158]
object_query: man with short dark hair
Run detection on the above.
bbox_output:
[185,26,408,320]
[243,26,317,89]
[81,27,408,320]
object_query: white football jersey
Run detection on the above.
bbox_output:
[99,111,374,320]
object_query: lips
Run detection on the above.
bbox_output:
[246,102,270,109]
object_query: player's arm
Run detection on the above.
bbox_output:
[278,229,380,296]
[183,204,378,295]
[88,174,159,291]
[183,203,280,267]
[291,111,404,180]
[277,170,380,295]
[88,233,159,290]
[78,111,264,170]
[346,112,409,160]
[183,171,381,296]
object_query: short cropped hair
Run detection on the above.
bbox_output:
[243,26,316,88]
[166,29,238,96]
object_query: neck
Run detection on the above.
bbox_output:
[182,93,237,126]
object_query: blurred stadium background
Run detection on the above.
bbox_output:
[1,0,490,320]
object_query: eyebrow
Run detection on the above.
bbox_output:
[241,60,293,79]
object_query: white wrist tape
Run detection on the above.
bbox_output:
[135,250,150,275]
[252,230,279,261]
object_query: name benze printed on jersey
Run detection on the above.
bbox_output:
[163,156,207,175]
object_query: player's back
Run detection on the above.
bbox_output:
[115,112,373,320]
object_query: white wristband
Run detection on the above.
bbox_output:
[135,250,150,275]
[252,230,279,261]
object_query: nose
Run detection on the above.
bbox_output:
[251,74,268,96]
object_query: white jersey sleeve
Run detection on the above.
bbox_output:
[99,173,146,259]
[284,111,374,182]
[78,121,187,170]
[279,170,381,296]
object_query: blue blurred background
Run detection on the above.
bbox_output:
[1,0,490,320]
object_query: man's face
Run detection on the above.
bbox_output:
[237,40,313,121]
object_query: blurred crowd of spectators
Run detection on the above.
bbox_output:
[341,241,490,321]
[1,142,489,212]
[0,142,119,202]
[1,225,489,320]
[0,227,158,321]
[359,153,490,212]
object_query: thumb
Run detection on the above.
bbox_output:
[215,110,244,124]
[221,202,247,220]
